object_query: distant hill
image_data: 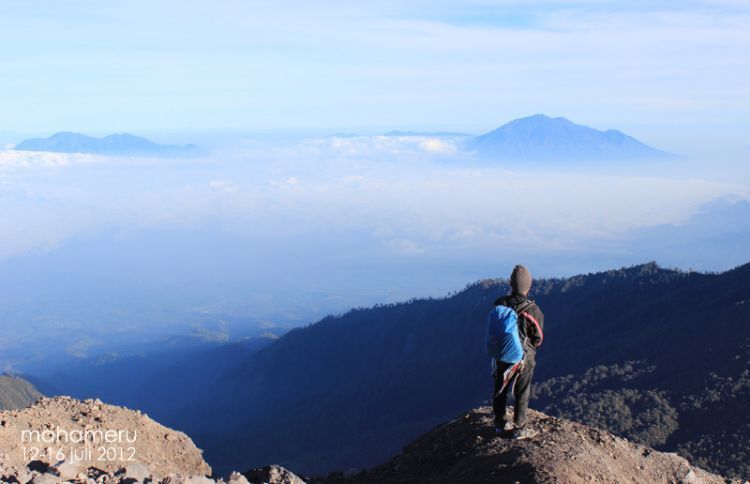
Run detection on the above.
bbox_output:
[0,374,44,410]
[13,132,202,157]
[469,114,673,160]
[176,262,749,478]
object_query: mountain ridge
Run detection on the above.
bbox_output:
[13,132,202,157]
[178,261,748,478]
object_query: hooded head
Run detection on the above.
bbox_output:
[510,264,532,295]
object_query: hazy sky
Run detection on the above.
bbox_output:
[1,0,748,153]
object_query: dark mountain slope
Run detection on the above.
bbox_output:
[469,114,672,160]
[533,360,750,477]
[0,374,44,410]
[182,262,749,478]
[41,336,275,426]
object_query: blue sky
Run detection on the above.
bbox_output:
[1,0,748,149]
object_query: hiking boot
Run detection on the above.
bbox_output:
[513,426,538,440]
[495,421,514,435]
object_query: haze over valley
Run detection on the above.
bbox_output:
[2,114,749,372]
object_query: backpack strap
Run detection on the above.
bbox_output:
[517,301,543,347]
[510,300,531,347]
[514,300,535,315]
[514,300,543,348]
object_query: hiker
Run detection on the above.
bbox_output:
[487,264,545,439]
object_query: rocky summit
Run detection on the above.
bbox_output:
[0,397,304,484]
[321,407,730,484]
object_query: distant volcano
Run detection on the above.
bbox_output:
[14,132,202,157]
[469,114,673,160]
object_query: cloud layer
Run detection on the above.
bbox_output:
[1,142,747,263]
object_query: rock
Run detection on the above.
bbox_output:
[243,465,306,484]
[95,473,112,484]
[54,459,80,480]
[321,407,727,484]
[27,461,52,474]
[89,467,109,478]
[0,397,211,478]
[122,462,153,482]
[183,476,216,484]
[31,472,62,484]
[682,469,700,484]
[227,472,250,484]
[16,469,34,483]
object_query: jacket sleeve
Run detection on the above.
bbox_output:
[523,305,545,348]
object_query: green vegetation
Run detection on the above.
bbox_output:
[533,359,749,478]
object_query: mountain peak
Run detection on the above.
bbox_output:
[470,115,673,161]
[326,407,725,483]
[503,113,575,126]
[515,113,561,121]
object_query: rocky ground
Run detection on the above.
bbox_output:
[0,397,737,484]
[0,397,304,484]
[320,407,733,484]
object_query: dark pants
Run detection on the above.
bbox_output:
[493,355,536,428]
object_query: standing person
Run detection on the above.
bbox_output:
[492,264,545,439]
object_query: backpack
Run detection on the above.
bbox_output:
[485,305,525,364]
